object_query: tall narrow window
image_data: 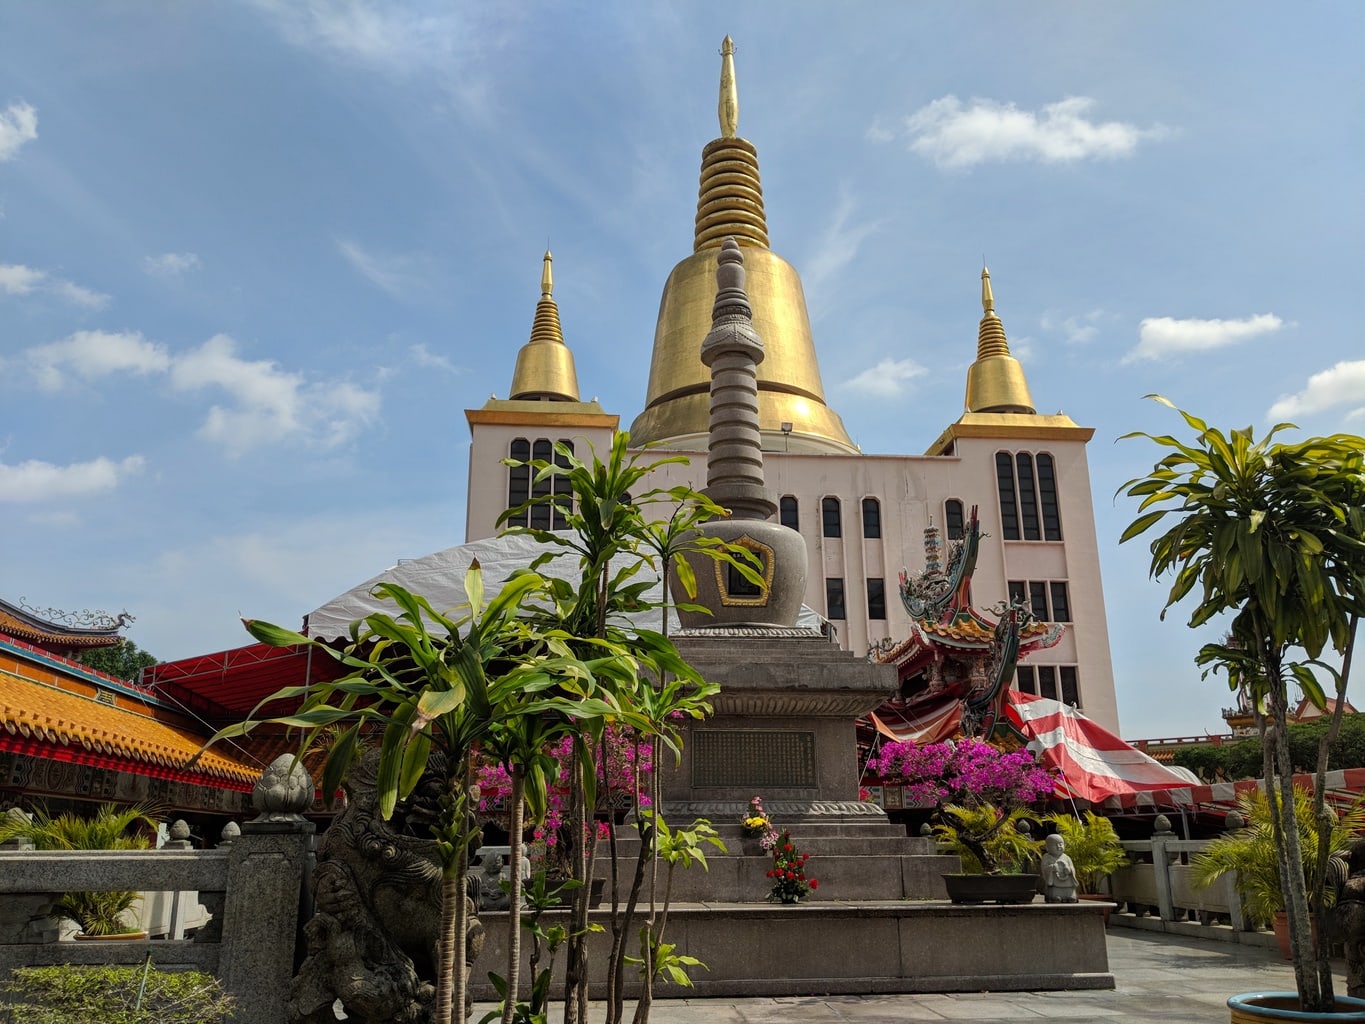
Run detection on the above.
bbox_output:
[551,439,574,530]
[861,497,882,539]
[530,439,553,530]
[944,499,965,540]
[507,438,531,524]
[1059,667,1080,707]
[995,453,1020,540]
[1037,453,1062,541]
[867,578,887,620]
[821,497,842,538]
[1016,452,1041,540]
[1049,582,1071,623]
[825,578,846,620]
[1016,666,1037,695]
[1028,581,1049,619]
[1008,580,1027,608]
[780,495,799,531]
[1037,665,1058,701]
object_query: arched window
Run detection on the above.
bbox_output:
[508,438,531,516]
[1037,453,1062,540]
[995,452,1019,540]
[944,499,965,540]
[821,497,842,538]
[861,497,881,539]
[506,437,574,529]
[779,495,799,531]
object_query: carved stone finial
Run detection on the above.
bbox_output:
[1223,810,1245,833]
[700,237,776,522]
[219,821,241,847]
[252,754,314,822]
[1153,814,1173,836]
[170,819,191,842]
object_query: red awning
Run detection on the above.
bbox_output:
[144,642,344,722]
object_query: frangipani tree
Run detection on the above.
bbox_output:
[1120,396,1365,1011]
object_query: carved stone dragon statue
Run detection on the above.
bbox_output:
[287,749,485,1024]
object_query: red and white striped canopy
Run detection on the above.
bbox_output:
[1005,690,1200,804]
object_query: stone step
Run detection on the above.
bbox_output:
[590,849,961,903]
[603,834,939,859]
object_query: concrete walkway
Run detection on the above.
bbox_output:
[473,930,1342,1022]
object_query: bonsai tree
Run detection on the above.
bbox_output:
[1043,811,1127,894]
[1192,785,1365,929]
[869,737,1054,873]
[1120,397,1365,1011]
[0,804,157,937]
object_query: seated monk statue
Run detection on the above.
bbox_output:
[1042,833,1079,904]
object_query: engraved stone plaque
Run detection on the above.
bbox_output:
[693,730,816,788]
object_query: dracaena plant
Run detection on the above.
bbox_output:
[204,564,618,1024]
[1119,396,1365,1012]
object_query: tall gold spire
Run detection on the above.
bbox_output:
[718,36,738,139]
[630,38,856,453]
[963,267,1035,414]
[509,251,581,402]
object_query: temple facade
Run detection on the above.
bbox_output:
[463,38,1120,733]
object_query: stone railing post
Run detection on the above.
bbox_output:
[1221,810,1249,931]
[218,755,315,1024]
[164,819,194,940]
[0,809,58,944]
[1151,815,1177,922]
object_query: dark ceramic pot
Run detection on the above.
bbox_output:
[1227,991,1365,1022]
[942,873,1039,905]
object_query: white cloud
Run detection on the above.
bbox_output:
[0,263,109,308]
[802,189,882,294]
[52,279,110,309]
[1268,360,1365,421]
[0,454,144,503]
[1123,313,1283,363]
[0,263,46,295]
[171,334,381,456]
[1042,310,1104,345]
[905,95,1166,169]
[337,238,424,297]
[410,343,462,374]
[144,252,202,277]
[0,101,38,161]
[841,357,928,398]
[27,330,172,391]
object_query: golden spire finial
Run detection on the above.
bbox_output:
[510,251,579,401]
[718,36,738,139]
[964,267,1035,414]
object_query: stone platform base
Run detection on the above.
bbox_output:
[471,899,1114,1000]
[600,824,959,902]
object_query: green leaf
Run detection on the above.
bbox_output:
[321,725,361,809]
[465,558,485,615]
[1119,510,1168,544]
[243,618,312,649]
[398,729,432,800]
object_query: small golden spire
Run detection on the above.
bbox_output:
[964,267,1035,414]
[719,36,738,139]
[510,251,579,401]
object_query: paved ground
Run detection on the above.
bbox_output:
[473,930,1341,1022]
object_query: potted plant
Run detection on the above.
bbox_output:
[1192,786,1365,957]
[870,737,1053,903]
[765,830,818,903]
[1121,398,1365,1020]
[1045,811,1128,916]
[0,803,156,939]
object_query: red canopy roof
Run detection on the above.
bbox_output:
[143,642,344,724]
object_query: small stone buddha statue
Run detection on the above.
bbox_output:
[1041,833,1079,904]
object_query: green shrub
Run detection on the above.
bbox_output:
[0,964,232,1024]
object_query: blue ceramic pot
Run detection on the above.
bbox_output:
[1227,991,1365,1022]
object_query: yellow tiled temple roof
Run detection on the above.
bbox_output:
[0,671,259,785]
[0,606,123,650]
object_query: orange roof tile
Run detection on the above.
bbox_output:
[0,672,259,785]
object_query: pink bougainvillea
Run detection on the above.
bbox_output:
[868,738,1053,808]
[475,724,654,847]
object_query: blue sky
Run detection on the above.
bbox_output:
[2,3,1361,739]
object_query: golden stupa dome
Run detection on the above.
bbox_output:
[963,267,1034,415]
[629,37,857,454]
[508,251,581,402]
